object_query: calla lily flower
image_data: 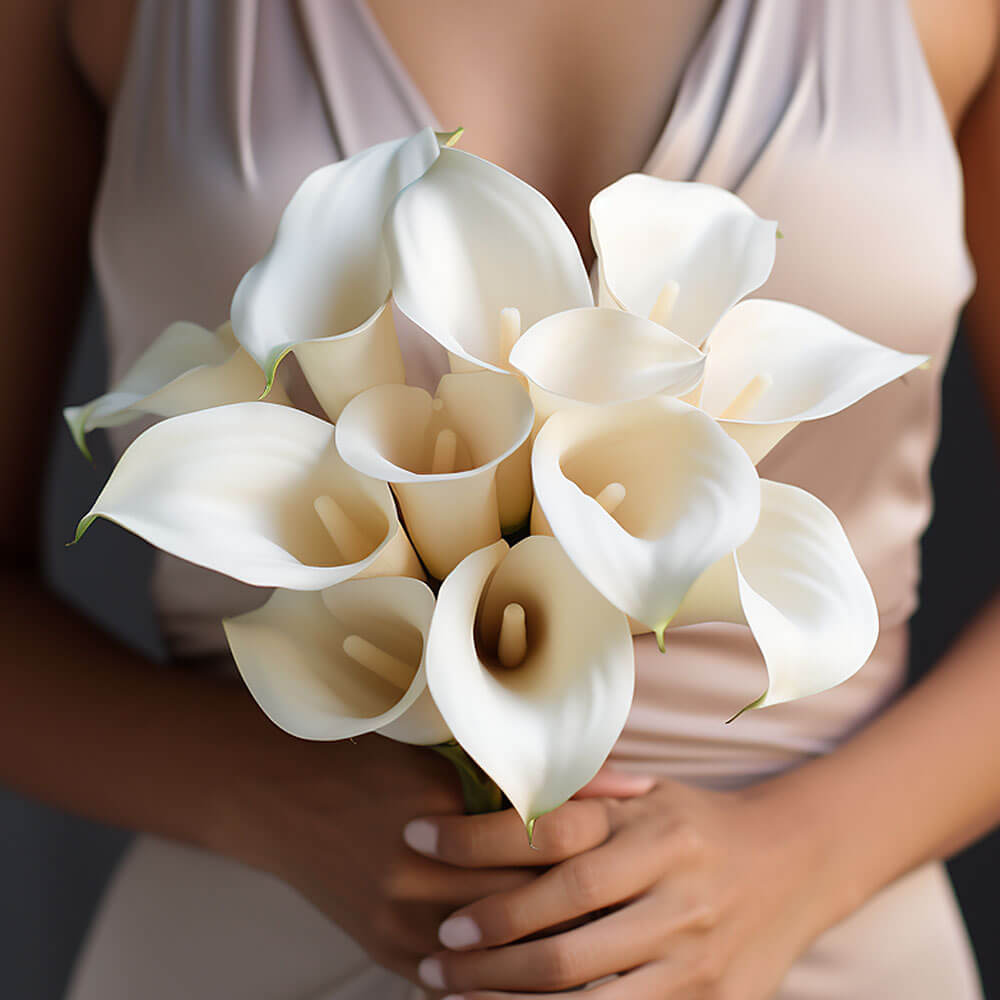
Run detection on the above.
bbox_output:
[697,300,930,463]
[425,536,634,833]
[74,401,422,589]
[508,306,706,425]
[335,372,534,579]
[670,480,879,716]
[230,127,448,418]
[532,396,761,647]
[64,321,280,460]
[223,576,450,744]
[384,147,593,373]
[590,174,777,346]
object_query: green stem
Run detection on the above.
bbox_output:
[432,741,505,814]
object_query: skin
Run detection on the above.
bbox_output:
[1,0,998,997]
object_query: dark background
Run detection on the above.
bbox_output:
[1,288,998,999]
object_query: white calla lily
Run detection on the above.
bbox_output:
[699,300,930,463]
[508,307,705,421]
[590,174,777,346]
[384,147,593,372]
[74,402,422,589]
[335,372,533,578]
[64,321,278,460]
[223,576,449,744]
[672,480,879,716]
[425,537,634,833]
[230,127,447,418]
[532,396,761,645]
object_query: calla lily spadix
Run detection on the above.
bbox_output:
[698,300,930,463]
[670,480,879,717]
[590,174,777,346]
[508,306,706,425]
[532,396,761,648]
[384,146,593,373]
[73,402,422,589]
[230,127,449,419]
[64,321,282,461]
[223,576,450,745]
[335,372,534,579]
[425,536,634,834]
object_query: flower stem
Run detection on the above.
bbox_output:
[432,741,505,814]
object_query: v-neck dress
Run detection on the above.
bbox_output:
[66,1,984,997]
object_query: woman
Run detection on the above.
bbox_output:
[3,0,999,997]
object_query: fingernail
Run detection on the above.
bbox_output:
[618,773,656,793]
[418,956,446,989]
[439,915,481,949]
[403,819,438,856]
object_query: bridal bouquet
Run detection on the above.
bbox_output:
[67,127,926,837]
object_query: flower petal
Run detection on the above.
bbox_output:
[590,175,777,346]
[223,577,449,744]
[64,321,272,459]
[425,537,634,829]
[384,147,593,371]
[335,372,534,578]
[531,397,760,639]
[75,402,402,589]
[230,128,443,409]
[701,300,929,462]
[508,306,705,408]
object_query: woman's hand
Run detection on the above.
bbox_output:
[406,775,846,998]
[212,722,537,985]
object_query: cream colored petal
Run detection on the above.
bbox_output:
[531,396,760,639]
[63,321,273,459]
[509,307,705,406]
[425,537,634,829]
[384,147,593,372]
[732,480,879,713]
[590,175,776,346]
[230,128,443,401]
[223,577,449,744]
[335,372,534,578]
[75,402,401,590]
[702,300,929,462]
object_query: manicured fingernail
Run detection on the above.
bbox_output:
[618,773,656,792]
[439,915,481,949]
[418,956,446,989]
[403,819,438,856]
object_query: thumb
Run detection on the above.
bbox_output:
[573,763,656,799]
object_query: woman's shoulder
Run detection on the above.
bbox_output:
[909,0,998,131]
[65,0,135,108]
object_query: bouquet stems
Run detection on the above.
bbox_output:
[433,741,505,814]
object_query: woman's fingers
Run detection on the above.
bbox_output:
[384,852,535,905]
[404,799,612,868]
[420,895,680,993]
[573,765,657,799]
[436,828,659,949]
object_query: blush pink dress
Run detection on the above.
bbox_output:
[66,1,984,997]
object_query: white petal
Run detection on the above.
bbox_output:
[335,372,534,578]
[384,147,593,372]
[509,306,705,406]
[230,128,443,403]
[590,175,776,346]
[733,480,879,712]
[532,396,760,640]
[701,300,929,462]
[64,321,272,459]
[425,537,634,829]
[75,402,402,589]
[223,577,449,744]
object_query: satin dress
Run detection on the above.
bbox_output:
[66,1,984,996]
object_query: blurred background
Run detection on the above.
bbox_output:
[2,285,999,999]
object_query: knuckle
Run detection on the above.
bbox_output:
[690,947,726,989]
[686,897,723,932]
[668,819,707,862]
[537,938,584,990]
[563,858,607,910]
[537,815,578,858]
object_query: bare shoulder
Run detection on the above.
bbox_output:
[66,0,135,107]
[909,0,998,131]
